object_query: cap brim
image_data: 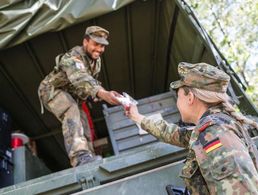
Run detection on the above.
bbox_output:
[89,35,109,45]
[169,80,184,90]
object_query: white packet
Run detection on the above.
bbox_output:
[116,92,138,107]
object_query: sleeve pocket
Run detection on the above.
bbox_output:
[210,156,236,180]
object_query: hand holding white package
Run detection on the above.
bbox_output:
[116,92,138,107]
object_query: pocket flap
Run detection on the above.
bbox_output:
[210,156,235,180]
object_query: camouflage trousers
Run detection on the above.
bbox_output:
[39,85,94,167]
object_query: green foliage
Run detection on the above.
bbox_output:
[185,0,258,108]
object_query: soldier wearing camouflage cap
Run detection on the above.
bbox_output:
[38,26,121,167]
[125,62,258,194]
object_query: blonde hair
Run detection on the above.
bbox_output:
[182,87,258,130]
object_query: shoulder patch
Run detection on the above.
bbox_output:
[75,62,85,70]
[203,137,222,153]
[73,57,85,70]
[198,120,213,133]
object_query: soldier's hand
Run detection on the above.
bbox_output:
[108,90,122,105]
[97,89,121,105]
[124,104,144,124]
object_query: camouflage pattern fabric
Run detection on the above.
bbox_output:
[141,105,258,194]
[181,151,210,195]
[170,62,230,93]
[38,46,101,166]
[57,46,102,100]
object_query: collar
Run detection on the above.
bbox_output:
[75,46,96,64]
[193,104,224,135]
[199,104,224,123]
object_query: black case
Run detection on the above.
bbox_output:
[0,148,13,188]
[0,107,12,153]
[166,185,190,195]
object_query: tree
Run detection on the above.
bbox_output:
[186,0,258,107]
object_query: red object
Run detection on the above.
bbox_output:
[82,102,96,142]
[11,137,23,149]
[11,133,29,149]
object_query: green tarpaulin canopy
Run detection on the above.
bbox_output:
[0,0,134,49]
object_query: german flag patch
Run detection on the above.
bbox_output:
[203,137,222,153]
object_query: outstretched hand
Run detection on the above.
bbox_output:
[97,89,144,123]
[97,88,122,105]
[124,104,145,124]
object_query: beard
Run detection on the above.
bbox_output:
[84,47,101,60]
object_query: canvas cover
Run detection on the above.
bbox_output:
[0,0,134,49]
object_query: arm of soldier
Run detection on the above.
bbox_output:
[60,56,120,104]
[96,88,121,105]
[195,125,258,194]
[60,56,101,97]
[126,104,190,148]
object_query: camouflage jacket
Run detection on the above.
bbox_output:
[40,46,102,100]
[141,106,258,194]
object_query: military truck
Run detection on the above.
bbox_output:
[0,0,257,194]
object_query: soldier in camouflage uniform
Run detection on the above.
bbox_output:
[126,62,258,194]
[38,26,121,167]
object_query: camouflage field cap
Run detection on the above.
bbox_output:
[85,26,109,45]
[170,62,230,93]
